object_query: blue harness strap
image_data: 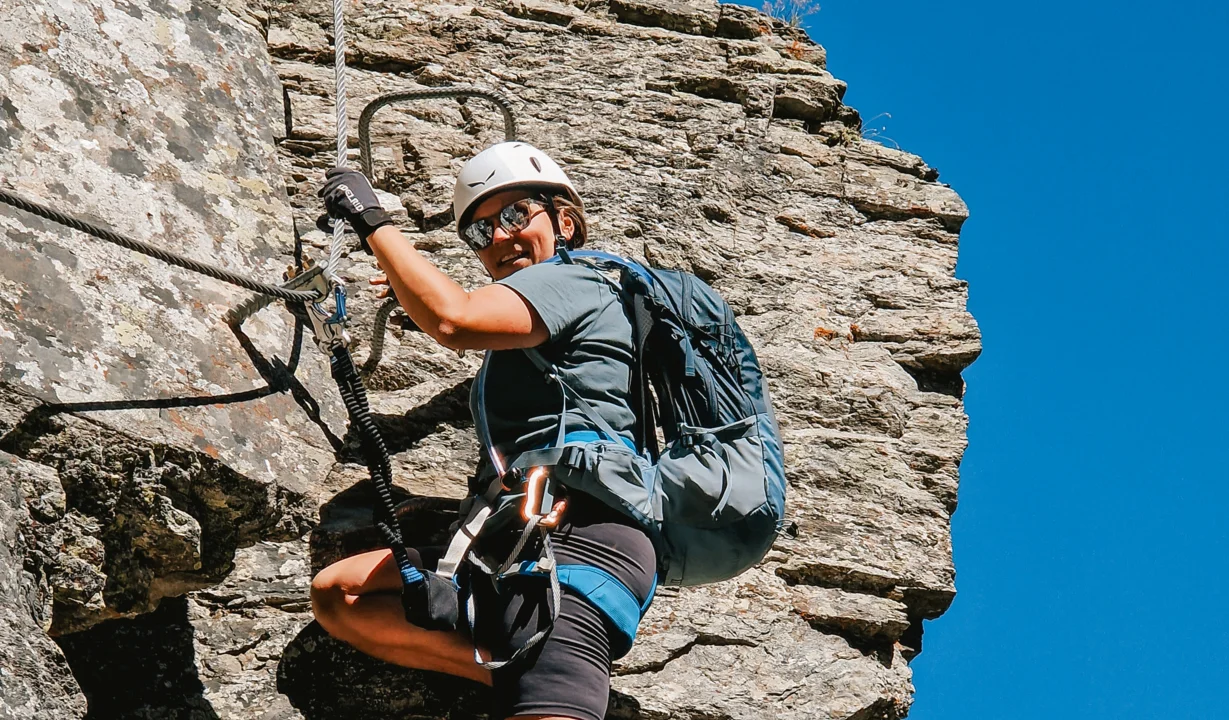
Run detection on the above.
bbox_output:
[504,366,652,659]
[556,564,657,659]
[555,432,650,658]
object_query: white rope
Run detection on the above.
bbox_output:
[326,0,350,283]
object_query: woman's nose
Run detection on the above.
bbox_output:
[491,224,513,242]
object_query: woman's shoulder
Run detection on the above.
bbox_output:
[506,258,613,285]
[499,259,622,312]
[498,258,625,341]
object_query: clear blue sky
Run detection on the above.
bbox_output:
[750,1,1228,717]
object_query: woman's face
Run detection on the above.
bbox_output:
[469,189,573,280]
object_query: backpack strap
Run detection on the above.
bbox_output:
[523,347,629,448]
[473,352,507,477]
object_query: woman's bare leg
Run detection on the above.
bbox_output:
[311,549,492,685]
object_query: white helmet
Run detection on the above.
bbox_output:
[452,142,582,233]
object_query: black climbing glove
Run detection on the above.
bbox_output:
[317,167,394,253]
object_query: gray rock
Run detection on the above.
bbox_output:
[0,452,87,719]
[0,0,979,717]
[0,384,311,634]
[0,0,343,496]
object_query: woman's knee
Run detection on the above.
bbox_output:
[310,567,349,627]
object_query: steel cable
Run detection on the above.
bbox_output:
[361,297,400,377]
[325,0,350,284]
[0,188,321,303]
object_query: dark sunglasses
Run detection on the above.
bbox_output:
[461,197,547,251]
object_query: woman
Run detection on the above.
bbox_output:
[310,142,656,720]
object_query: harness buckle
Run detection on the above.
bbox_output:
[559,445,586,471]
[501,466,525,493]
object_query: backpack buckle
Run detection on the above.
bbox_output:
[560,445,587,470]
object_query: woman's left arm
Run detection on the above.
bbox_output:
[367,225,548,352]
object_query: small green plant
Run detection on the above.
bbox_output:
[829,124,862,147]
[761,0,820,27]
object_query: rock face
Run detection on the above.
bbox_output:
[0,0,979,717]
[0,452,88,718]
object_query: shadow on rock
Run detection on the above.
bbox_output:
[364,377,474,457]
[276,621,489,719]
[310,482,462,574]
[55,596,218,719]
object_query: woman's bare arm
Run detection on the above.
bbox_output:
[366,225,549,351]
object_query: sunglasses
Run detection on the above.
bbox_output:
[461,197,547,251]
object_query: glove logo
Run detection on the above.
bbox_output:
[340,184,366,212]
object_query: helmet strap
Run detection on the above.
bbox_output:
[543,196,574,265]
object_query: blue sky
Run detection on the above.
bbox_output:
[754,1,1228,717]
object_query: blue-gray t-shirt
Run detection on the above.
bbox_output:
[470,262,637,454]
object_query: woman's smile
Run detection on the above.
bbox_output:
[497,245,533,268]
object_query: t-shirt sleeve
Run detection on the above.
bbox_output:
[497,262,610,342]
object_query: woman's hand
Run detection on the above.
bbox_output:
[318,167,395,251]
[370,273,392,299]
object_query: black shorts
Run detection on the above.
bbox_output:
[464,493,656,720]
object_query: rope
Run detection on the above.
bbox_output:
[330,346,424,586]
[0,188,320,303]
[326,0,350,284]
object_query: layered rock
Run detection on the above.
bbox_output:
[0,0,978,717]
[0,452,88,719]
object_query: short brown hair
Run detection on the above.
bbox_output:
[547,194,587,249]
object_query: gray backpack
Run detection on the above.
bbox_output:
[430,251,786,666]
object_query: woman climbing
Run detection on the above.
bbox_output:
[309,142,656,720]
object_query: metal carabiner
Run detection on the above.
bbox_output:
[305,282,351,351]
[522,466,567,528]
